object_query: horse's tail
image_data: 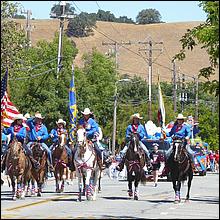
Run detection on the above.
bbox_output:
[140,169,147,185]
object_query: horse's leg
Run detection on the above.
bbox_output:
[174,180,181,203]
[16,174,23,199]
[85,170,93,201]
[31,178,36,196]
[93,168,100,200]
[134,177,139,200]
[37,170,45,196]
[82,174,86,196]
[127,173,133,198]
[76,170,83,202]
[11,176,17,200]
[185,170,193,201]
[60,167,65,192]
[98,171,102,193]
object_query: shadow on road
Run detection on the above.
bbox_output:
[190,196,219,204]
[102,196,133,200]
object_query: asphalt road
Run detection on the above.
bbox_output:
[1,171,219,219]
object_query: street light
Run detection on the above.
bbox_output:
[112,78,131,156]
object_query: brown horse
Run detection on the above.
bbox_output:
[6,138,32,200]
[30,142,47,196]
[167,137,193,203]
[52,133,69,192]
[125,133,147,200]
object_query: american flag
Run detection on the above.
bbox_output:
[1,69,21,127]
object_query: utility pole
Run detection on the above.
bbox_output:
[21,9,32,48]
[102,41,131,69]
[172,59,177,112]
[194,75,199,121]
[51,1,75,78]
[180,73,186,112]
[138,39,163,120]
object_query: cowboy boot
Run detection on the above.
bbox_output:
[116,156,125,172]
[29,155,40,169]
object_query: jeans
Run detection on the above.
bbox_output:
[27,142,53,165]
[120,141,150,159]
[1,144,8,156]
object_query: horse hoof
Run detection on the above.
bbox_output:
[37,192,41,197]
[12,196,17,200]
[134,196,138,200]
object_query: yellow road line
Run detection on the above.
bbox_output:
[6,195,73,211]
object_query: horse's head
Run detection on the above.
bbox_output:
[32,142,44,158]
[128,133,140,153]
[58,133,67,149]
[76,126,88,155]
[9,138,23,160]
[172,137,185,162]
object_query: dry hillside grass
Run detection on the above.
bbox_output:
[15,19,218,82]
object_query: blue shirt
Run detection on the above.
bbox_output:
[26,117,49,142]
[4,124,26,143]
[126,123,149,141]
[49,128,68,143]
[78,118,99,139]
[166,123,191,139]
[2,132,8,144]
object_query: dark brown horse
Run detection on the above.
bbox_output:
[125,133,147,200]
[6,138,32,200]
[52,133,69,192]
[167,137,193,203]
[30,142,47,196]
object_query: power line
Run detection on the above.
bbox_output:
[8,68,56,81]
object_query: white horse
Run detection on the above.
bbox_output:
[74,126,100,201]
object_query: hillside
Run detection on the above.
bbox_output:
[15,19,218,82]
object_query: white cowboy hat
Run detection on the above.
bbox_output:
[34,112,44,119]
[130,113,143,120]
[81,108,93,115]
[13,114,24,121]
[56,119,66,126]
[24,113,31,119]
[176,113,186,120]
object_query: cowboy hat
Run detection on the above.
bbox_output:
[81,108,93,115]
[24,113,31,119]
[176,113,186,120]
[130,113,143,120]
[34,112,44,119]
[13,114,24,121]
[56,119,66,126]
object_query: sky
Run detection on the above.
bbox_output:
[16,1,207,23]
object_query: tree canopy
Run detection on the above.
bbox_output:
[174,1,219,97]
[136,8,162,24]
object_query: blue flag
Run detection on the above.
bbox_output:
[68,64,77,142]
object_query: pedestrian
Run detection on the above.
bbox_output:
[150,143,163,187]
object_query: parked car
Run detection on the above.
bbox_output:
[191,145,207,176]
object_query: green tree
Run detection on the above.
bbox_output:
[50,2,75,18]
[136,8,162,24]
[174,1,219,97]
[1,1,27,73]
[66,12,96,37]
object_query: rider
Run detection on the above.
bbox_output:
[164,113,195,168]
[73,108,105,170]
[2,114,40,172]
[49,118,74,171]
[26,112,54,171]
[116,113,151,172]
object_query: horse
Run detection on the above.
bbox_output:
[30,142,48,196]
[5,138,32,200]
[74,126,100,201]
[167,137,193,203]
[124,133,147,200]
[52,133,69,193]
